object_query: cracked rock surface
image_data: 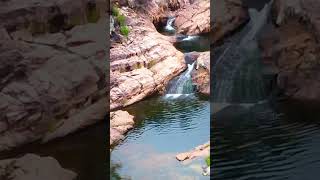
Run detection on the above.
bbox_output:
[174,0,210,35]
[110,7,186,110]
[0,1,107,151]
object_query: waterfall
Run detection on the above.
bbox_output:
[164,17,176,33]
[213,1,273,103]
[165,62,195,99]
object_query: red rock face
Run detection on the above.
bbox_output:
[110,7,186,110]
[174,0,210,35]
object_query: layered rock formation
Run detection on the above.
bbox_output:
[212,0,249,43]
[0,154,77,180]
[174,0,210,35]
[0,0,108,34]
[110,110,134,146]
[260,0,320,100]
[110,7,186,110]
[192,52,210,95]
[0,1,107,151]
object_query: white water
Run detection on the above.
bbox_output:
[213,1,273,103]
[164,17,176,32]
[181,35,199,41]
[165,62,195,99]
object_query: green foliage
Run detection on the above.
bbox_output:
[205,156,210,166]
[117,14,126,26]
[112,6,120,16]
[120,25,130,37]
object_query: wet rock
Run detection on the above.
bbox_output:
[110,7,186,110]
[192,52,210,95]
[176,141,210,161]
[174,0,210,35]
[0,153,77,180]
[260,0,320,101]
[212,0,249,43]
[110,110,134,146]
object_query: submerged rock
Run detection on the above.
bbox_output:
[192,52,210,95]
[0,154,77,180]
[176,141,210,161]
[110,110,134,146]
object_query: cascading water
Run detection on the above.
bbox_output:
[165,62,195,99]
[160,16,176,35]
[213,1,273,103]
[165,17,175,32]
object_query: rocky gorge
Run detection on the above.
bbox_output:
[109,0,211,179]
[109,0,210,146]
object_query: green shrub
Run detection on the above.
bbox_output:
[112,6,120,16]
[205,156,210,166]
[117,14,126,26]
[120,25,130,37]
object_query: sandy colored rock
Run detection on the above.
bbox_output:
[176,141,210,161]
[0,17,107,151]
[110,110,134,146]
[174,0,210,35]
[110,7,186,110]
[0,154,77,180]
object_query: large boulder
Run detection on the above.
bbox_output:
[0,154,77,180]
[110,110,134,146]
[110,7,186,110]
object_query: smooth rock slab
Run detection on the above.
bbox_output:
[176,141,210,161]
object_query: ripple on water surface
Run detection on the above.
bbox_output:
[111,96,210,180]
[212,101,320,180]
